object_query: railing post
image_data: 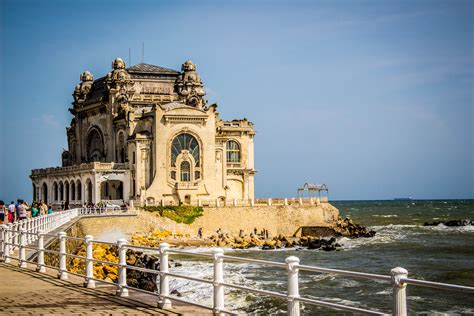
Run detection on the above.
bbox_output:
[284,198,288,206]
[57,232,68,280]
[299,197,303,205]
[0,225,5,261]
[213,248,225,314]
[233,198,237,207]
[286,256,300,316]
[36,231,46,272]
[116,238,129,297]
[18,228,27,268]
[267,198,272,206]
[84,235,95,288]
[158,243,171,309]
[250,198,255,207]
[11,223,18,252]
[216,198,220,208]
[24,219,30,245]
[391,267,408,316]
[4,224,12,263]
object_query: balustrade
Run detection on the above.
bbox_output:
[0,208,472,315]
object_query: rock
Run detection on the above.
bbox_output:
[307,239,321,249]
[170,289,182,297]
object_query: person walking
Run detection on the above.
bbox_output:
[8,201,16,223]
[47,205,53,214]
[18,201,27,221]
[0,200,5,224]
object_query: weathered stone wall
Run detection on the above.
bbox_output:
[74,203,339,240]
[191,203,339,237]
[75,213,177,241]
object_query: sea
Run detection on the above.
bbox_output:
[167,200,474,315]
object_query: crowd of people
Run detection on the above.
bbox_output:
[0,200,53,224]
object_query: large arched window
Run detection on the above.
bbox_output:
[180,161,191,182]
[171,133,200,167]
[226,140,241,163]
[170,133,201,182]
[87,128,104,162]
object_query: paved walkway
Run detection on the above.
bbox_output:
[0,262,210,315]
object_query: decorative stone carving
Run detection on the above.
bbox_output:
[176,60,207,108]
[73,71,94,104]
[106,58,135,117]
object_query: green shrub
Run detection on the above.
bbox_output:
[141,205,204,224]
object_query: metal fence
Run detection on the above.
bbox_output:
[137,197,330,208]
[1,208,473,315]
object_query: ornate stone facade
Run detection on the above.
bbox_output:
[31,58,256,207]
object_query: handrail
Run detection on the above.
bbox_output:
[0,208,473,316]
[296,264,391,281]
[403,278,474,293]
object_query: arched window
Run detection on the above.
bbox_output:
[171,133,200,167]
[53,182,58,201]
[42,183,48,203]
[226,140,240,163]
[180,161,191,182]
[116,130,126,163]
[59,182,64,201]
[87,128,104,162]
[170,133,202,182]
[71,181,76,200]
[76,180,82,201]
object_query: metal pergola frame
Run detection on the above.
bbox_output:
[297,183,329,200]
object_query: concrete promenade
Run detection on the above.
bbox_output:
[0,262,209,315]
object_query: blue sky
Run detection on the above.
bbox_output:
[0,0,472,201]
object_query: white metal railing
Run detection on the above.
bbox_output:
[140,197,329,208]
[1,221,472,315]
[0,207,137,264]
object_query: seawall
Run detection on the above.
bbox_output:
[73,203,339,240]
[191,203,339,237]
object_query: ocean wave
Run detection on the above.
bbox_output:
[421,223,474,233]
[372,214,399,218]
[168,260,266,310]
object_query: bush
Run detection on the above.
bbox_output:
[141,205,204,224]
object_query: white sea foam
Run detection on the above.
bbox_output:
[422,223,474,233]
[168,259,264,310]
[372,214,398,218]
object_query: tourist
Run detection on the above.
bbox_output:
[8,201,16,223]
[15,199,21,220]
[197,227,203,239]
[31,203,40,217]
[18,201,27,221]
[64,201,70,210]
[47,205,53,214]
[39,201,48,215]
[0,200,5,224]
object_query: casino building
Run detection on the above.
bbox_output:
[30,58,256,207]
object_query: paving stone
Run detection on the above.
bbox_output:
[0,262,210,315]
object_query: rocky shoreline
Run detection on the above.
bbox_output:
[130,216,376,252]
[59,216,376,294]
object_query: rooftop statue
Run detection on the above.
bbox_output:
[176,60,207,109]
